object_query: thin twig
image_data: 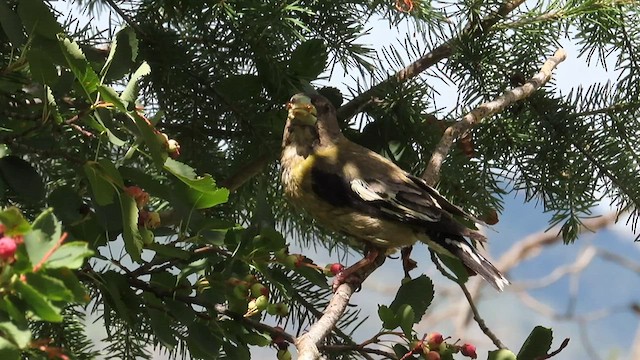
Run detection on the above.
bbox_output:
[459,283,507,349]
[422,48,567,185]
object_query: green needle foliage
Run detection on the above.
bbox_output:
[0,0,639,359]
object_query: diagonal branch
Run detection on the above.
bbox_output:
[295,252,386,360]
[336,0,529,122]
[422,48,567,185]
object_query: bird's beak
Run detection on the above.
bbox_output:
[287,94,317,126]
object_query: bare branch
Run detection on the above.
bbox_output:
[295,253,386,360]
[460,283,508,349]
[422,48,567,184]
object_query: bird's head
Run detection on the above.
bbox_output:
[285,93,342,145]
[286,93,318,126]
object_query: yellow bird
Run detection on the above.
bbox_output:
[280,93,508,291]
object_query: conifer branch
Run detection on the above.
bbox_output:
[422,48,567,185]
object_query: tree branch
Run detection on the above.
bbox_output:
[336,0,529,122]
[422,48,567,185]
[295,252,386,360]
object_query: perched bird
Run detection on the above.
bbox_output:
[280,92,509,291]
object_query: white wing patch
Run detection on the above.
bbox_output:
[350,179,384,201]
[350,179,441,223]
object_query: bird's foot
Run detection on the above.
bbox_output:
[401,246,418,278]
[331,247,386,292]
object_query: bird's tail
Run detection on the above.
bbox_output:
[423,234,509,291]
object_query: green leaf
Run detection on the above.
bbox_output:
[102,27,138,81]
[118,193,143,262]
[17,0,63,39]
[23,273,73,302]
[45,242,93,269]
[0,320,31,348]
[97,85,127,112]
[164,158,229,209]
[187,321,221,358]
[488,349,517,360]
[132,112,166,168]
[23,209,61,269]
[398,304,415,337]
[378,305,399,330]
[14,280,62,322]
[121,61,151,107]
[389,275,433,322]
[0,297,27,327]
[0,208,31,236]
[0,336,20,360]
[57,34,100,100]
[0,156,45,204]
[148,308,177,349]
[93,111,127,147]
[27,47,58,85]
[44,268,88,303]
[100,271,138,324]
[289,39,327,80]
[147,243,190,260]
[517,326,553,360]
[48,186,84,225]
[437,253,469,284]
[0,0,26,46]
[244,332,272,347]
[83,161,117,206]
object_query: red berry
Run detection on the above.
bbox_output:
[426,351,441,360]
[329,263,344,275]
[460,343,477,359]
[428,332,444,346]
[0,236,17,260]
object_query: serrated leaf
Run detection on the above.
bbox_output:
[517,326,553,360]
[57,34,99,100]
[45,242,93,269]
[164,158,229,209]
[0,156,45,204]
[23,209,61,269]
[0,297,27,327]
[14,280,62,322]
[389,275,433,322]
[17,0,63,39]
[121,61,150,107]
[102,27,138,81]
[0,208,31,236]
[118,193,142,262]
[488,349,517,360]
[93,111,127,147]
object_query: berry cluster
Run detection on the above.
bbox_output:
[408,332,477,360]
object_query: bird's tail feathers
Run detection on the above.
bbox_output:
[428,234,509,291]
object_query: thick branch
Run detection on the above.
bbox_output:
[422,48,567,185]
[295,252,386,360]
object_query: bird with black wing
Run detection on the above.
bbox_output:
[280,92,509,291]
